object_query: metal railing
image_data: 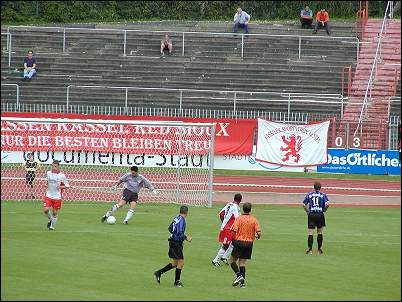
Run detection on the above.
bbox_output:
[2,101,400,149]
[1,83,19,107]
[355,0,369,40]
[5,25,359,62]
[1,32,12,67]
[388,1,395,19]
[65,84,346,116]
[388,96,401,119]
[341,65,353,99]
[388,117,400,150]
[354,1,392,136]
[1,101,321,122]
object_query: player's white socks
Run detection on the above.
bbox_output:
[106,204,119,217]
[46,211,52,220]
[213,248,226,263]
[222,244,233,260]
[51,213,58,227]
[124,209,135,222]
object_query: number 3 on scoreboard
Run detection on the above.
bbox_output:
[353,137,360,148]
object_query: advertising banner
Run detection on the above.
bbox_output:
[255,118,330,167]
[317,148,401,175]
[1,150,312,172]
[1,112,256,155]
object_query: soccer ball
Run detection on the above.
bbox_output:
[106,216,116,225]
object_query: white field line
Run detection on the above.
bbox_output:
[257,208,402,214]
[214,190,401,198]
[0,230,399,245]
[214,183,401,192]
[0,230,399,237]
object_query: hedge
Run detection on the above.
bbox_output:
[1,1,396,24]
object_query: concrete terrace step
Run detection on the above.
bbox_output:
[3,53,353,72]
[3,54,349,69]
[350,91,396,97]
[353,73,399,80]
[1,56,348,73]
[358,54,401,60]
[1,20,359,113]
[82,21,355,35]
[1,64,346,80]
[2,77,341,94]
[2,70,344,85]
[7,43,357,62]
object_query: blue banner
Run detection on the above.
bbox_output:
[317,148,401,175]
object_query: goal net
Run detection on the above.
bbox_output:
[1,117,216,207]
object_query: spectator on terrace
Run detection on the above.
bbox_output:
[300,5,313,29]
[23,50,37,80]
[313,8,331,35]
[233,7,250,34]
[160,34,173,56]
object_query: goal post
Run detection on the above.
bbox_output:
[1,117,216,207]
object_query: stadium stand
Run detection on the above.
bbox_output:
[1,19,400,150]
[343,19,401,122]
[341,18,401,149]
[1,21,358,117]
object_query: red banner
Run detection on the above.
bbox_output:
[1,112,255,155]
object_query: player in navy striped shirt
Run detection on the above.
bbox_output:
[302,181,329,255]
[154,206,192,287]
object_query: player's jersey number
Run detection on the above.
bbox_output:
[310,196,323,212]
[312,196,320,207]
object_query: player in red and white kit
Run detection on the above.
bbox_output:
[212,193,242,267]
[43,160,69,230]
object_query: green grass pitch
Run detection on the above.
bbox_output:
[1,201,400,301]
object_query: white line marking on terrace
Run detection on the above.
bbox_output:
[37,74,102,78]
[33,52,65,55]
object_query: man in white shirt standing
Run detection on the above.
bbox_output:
[233,7,251,34]
[211,193,242,267]
[43,160,69,230]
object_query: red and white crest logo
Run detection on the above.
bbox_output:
[280,134,302,163]
[256,119,330,167]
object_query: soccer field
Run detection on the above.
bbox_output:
[1,201,400,301]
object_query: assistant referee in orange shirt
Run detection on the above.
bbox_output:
[229,202,261,288]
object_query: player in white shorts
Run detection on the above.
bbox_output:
[43,160,69,230]
[212,193,242,266]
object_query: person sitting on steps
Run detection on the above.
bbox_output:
[313,8,331,35]
[23,50,37,81]
[161,34,173,56]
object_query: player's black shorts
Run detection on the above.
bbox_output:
[168,239,184,260]
[25,172,36,185]
[231,240,253,259]
[122,189,138,204]
[308,212,326,229]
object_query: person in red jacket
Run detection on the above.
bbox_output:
[313,8,331,35]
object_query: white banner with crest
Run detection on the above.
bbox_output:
[255,118,330,167]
